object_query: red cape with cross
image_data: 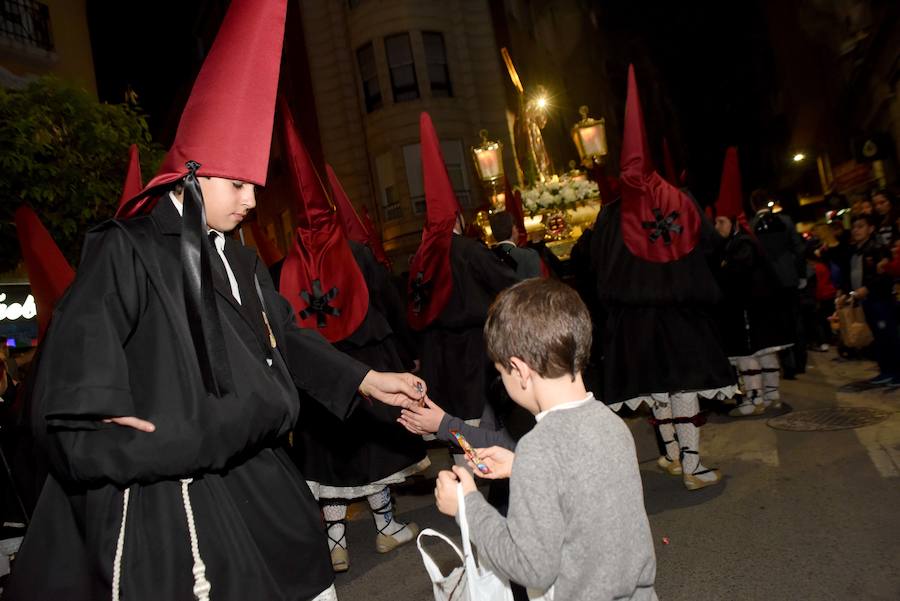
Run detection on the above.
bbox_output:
[619,65,700,263]
[277,98,369,343]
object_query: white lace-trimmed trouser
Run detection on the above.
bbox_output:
[312,584,338,600]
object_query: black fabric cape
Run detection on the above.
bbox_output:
[7,198,370,601]
[568,226,606,398]
[419,235,520,420]
[711,229,794,358]
[590,199,735,405]
[290,240,427,489]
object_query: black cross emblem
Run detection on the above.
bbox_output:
[410,271,432,315]
[299,279,340,328]
[642,207,683,245]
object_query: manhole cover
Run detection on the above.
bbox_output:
[768,407,891,431]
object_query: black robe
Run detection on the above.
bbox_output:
[419,235,520,420]
[7,198,369,601]
[590,199,735,406]
[291,240,427,491]
[568,226,606,398]
[711,230,794,358]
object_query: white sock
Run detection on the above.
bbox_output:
[652,401,680,461]
[322,502,347,551]
[732,390,763,415]
[736,356,763,402]
[367,488,413,543]
[671,393,718,481]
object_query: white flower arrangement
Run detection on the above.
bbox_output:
[518,174,599,216]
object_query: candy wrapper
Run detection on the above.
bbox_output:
[450,430,490,474]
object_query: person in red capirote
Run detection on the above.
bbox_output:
[274,100,427,574]
[709,147,793,417]
[589,66,737,491]
[5,2,424,600]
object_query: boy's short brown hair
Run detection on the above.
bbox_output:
[484,278,592,380]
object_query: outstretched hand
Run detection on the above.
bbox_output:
[360,370,426,410]
[398,396,445,435]
[102,416,156,432]
[467,446,515,479]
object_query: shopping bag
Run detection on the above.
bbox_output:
[838,302,873,349]
[417,483,514,601]
[417,527,468,601]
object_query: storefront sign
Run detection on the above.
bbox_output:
[0,284,38,347]
[0,292,36,321]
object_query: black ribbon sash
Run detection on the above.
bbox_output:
[180,161,233,396]
[642,207,683,245]
[410,271,432,315]
[299,278,340,328]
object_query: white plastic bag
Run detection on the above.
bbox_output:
[417,483,514,601]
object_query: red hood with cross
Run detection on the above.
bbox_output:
[619,65,700,263]
[277,98,369,343]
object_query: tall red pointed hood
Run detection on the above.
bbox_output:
[328,164,369,244]
[249,222,283,268]
[115,144,143,218]
[326,163,392,269]
[14,205,75,341]
[503,175,528,246]
[120,0,287,216]
[359,206,391,269]
[407,112,459,330]
[277,99,368,343]
[619,65,699,263]
[714,146,750,233]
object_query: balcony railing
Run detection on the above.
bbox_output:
[384,201,403,221]
[1,0,54,52]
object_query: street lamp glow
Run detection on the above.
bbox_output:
[536,96,548,109]
[792,153,806,162]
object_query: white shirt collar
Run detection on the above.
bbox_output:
[498,240,517,247]
[535,392,595,422]
[170,192,183,216]
[170,192,224,241]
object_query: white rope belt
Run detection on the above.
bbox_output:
[181,478,212,601]
[111,487,130,601]
[110,480,212,601]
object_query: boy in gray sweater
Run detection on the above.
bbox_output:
[435,279,658,601]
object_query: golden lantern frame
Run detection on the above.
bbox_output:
[571,105,608,166]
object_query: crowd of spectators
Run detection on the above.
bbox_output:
[809,189,900,386]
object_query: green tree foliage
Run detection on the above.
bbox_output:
[0,76,164,273]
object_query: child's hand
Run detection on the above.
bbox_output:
[469,446,515,480]
[452,465,477,494]
[434,467,477,517]
[398,396,445,435]
[434,469,460,516]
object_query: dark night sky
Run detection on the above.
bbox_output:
[593,0,789,205]
[86,0,825,208]
[86,1,227,146]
